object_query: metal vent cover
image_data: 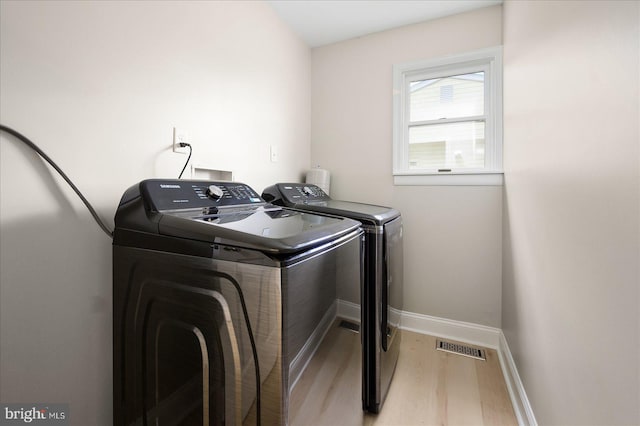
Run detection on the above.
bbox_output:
[436,339,486,361]
[338,319,360,333]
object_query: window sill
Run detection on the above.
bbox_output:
[393,172,503,186]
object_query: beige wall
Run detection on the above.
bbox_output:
[0,1,310,424]
[311,6,504,326]
[4,1,637,424]
[502,1,639,424]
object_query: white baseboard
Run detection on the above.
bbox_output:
[402,310,536,426]
[336,299,360,323]
[498,332,538,426]
[400,310,501,349]
[335,300,535,425]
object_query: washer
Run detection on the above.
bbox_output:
[262,183,403,414]
[113,179,363,425]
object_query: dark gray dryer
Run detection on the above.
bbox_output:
[113,179,363,425]
[261,183,403,414]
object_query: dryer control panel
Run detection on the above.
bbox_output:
[264,183,331,205]
[141,179,264,211]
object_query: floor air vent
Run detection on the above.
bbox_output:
[338,320,360,333]
[436,339,486,361]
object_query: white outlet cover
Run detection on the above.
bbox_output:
[173,127,189,154]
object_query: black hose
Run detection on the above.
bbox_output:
[0,124,114,238]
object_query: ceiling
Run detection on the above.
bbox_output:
[266,0,502,48]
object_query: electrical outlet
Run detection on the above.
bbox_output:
[270,145,278,162]
[173,127,189,154]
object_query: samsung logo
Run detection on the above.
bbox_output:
[160,184,181,189]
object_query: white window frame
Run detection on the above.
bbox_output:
[393,47,503,186]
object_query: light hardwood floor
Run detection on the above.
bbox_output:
[290,320,517,426]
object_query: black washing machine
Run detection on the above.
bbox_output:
[262,183,403,414]
[113,179,363,425]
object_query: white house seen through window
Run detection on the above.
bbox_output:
[393,47,503,185]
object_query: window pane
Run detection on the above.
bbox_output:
[409,72,484,122]
[408,121,485,170]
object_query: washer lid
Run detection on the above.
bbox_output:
[115,179,361,254]
[293,200,399,226]
[157,205,361,253]
[263,183,400,226]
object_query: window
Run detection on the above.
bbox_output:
[393,47,503,185]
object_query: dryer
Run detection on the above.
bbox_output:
[113,179,363,425]
[261,183,403,414]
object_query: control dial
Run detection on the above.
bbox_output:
[206,185,224,200]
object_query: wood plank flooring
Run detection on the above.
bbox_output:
[289,320,517,426]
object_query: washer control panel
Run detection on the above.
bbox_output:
[274,183,331,204]
[141,180,264,211]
